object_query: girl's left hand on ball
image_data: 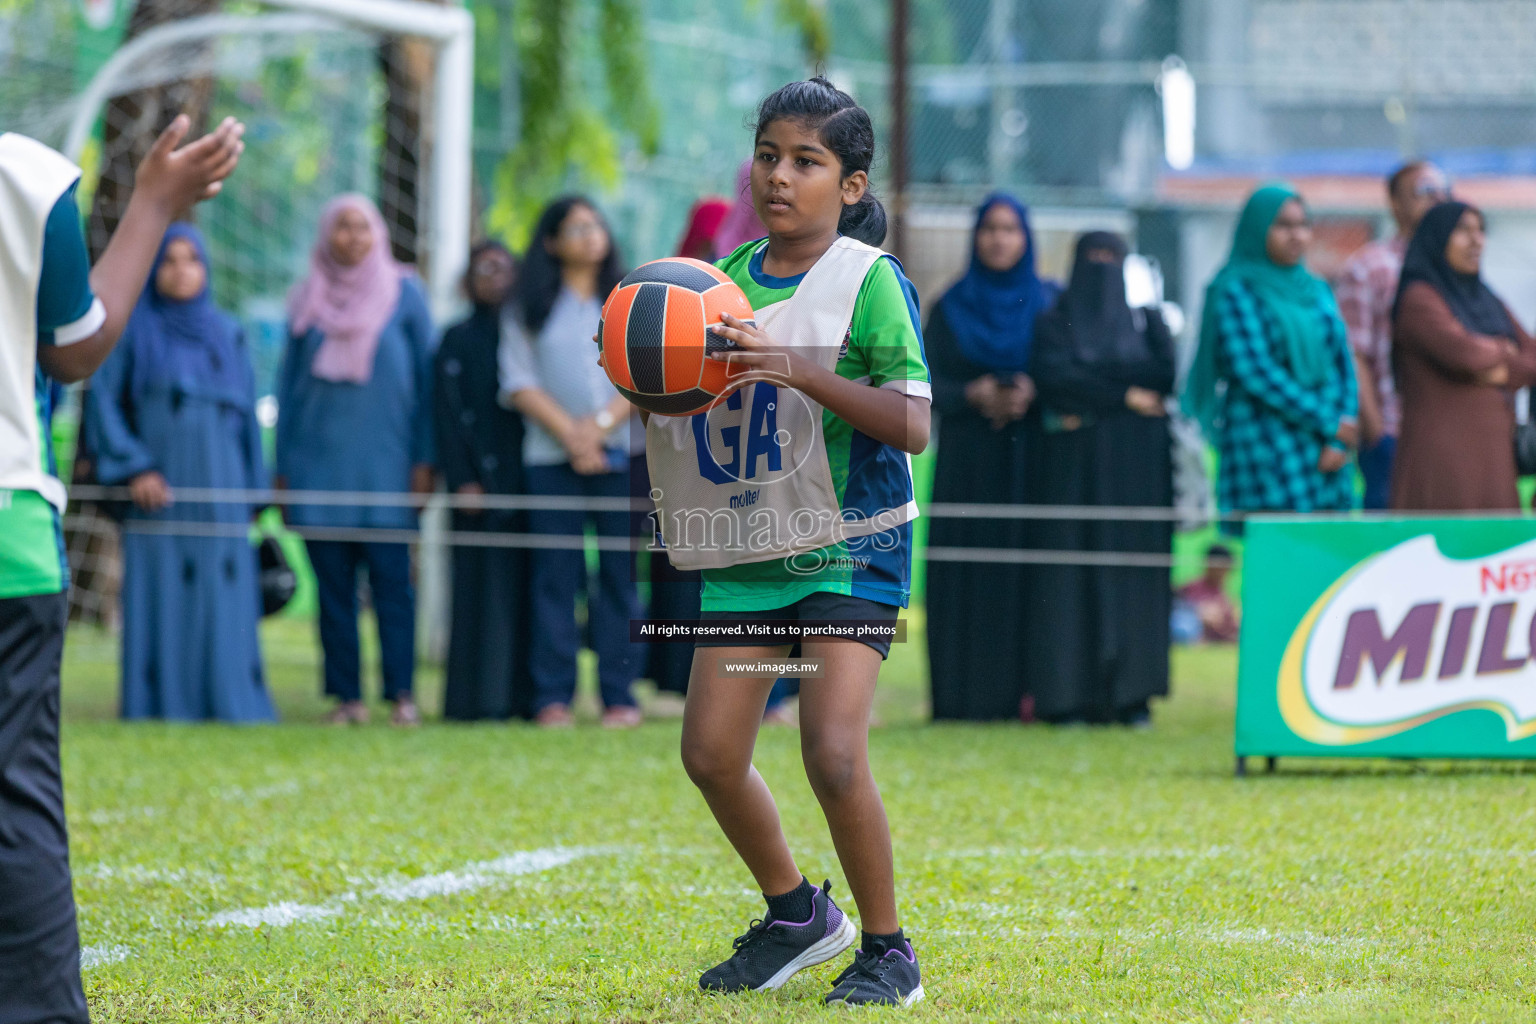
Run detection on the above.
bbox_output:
[710,313,818,389]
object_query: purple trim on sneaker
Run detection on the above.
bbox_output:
[825,901,845,936]
[883,941,916,963]
[767,886,822,929]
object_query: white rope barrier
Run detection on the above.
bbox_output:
[67,484,1228,521]
[66,485,1526,523]
[63,486,1203,568]
[67,484,1510,570]
[61,479,1204,568]
[68,518,1191,568]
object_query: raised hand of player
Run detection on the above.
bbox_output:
[709,312,821,391]
[135,114,246,216]
[42,115,246,385]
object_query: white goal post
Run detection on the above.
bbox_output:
[64,0,474,319]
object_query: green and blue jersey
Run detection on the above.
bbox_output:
[698,241,930,611]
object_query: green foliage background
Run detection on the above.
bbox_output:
[479,0,828,250]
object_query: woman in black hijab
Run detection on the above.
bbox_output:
[434,241,537,719]
[1391,201,1536,510]
[1026,232,1176,726]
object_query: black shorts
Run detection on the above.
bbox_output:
[0,592,87,1024]
[696,591,902,659]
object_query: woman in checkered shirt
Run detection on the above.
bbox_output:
[1185,184,1359,529]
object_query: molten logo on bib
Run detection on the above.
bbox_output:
[1279,535,1536,745]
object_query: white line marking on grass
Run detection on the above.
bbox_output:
[80,944,131,970]
[80,778,305,830]
[80,806,160,827]
[206,901,343,928]
[77,863,224,886]
[207,780,302,802]
[207,846,604,929]
[1203,926,1374,952]
[367,847,591,901]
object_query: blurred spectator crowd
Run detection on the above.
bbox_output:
[78,159,1532,729]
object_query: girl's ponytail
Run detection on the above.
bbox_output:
[839,192,887,247]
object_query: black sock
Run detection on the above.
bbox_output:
[763,876,816,923]
[862,928,906,957]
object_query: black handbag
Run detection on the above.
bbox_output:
[1517,389,1536,477]
[1517,420,1536,477]
[257,534,298,617]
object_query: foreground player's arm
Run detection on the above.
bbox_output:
[37,115,245,384]
[710,258,933,454]
[807,371,930,455]
[711,312,930,454]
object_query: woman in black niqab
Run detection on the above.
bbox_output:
[1025,232,1176,726]
[435,241,537,719]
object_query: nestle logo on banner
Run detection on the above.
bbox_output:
[1279,535,1536,745]
[1481,558,1536,594]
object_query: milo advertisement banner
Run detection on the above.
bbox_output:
[1237,515,1536,759]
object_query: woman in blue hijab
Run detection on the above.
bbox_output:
[925,193,1060,721]
[85,223,275,722]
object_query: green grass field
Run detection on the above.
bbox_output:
[61,613,1536,1023]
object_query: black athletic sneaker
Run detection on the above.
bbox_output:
[699,879,857,993]
[823,941,925,1007]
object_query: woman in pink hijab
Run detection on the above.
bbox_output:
[275,193,436,727]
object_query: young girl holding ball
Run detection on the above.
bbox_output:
[639,76,931,1006]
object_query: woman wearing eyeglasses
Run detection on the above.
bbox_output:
[497,197,645,728]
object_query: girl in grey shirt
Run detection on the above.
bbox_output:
[498,197,644,728]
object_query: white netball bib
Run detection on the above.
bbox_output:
[0,133,82,511]
[646,236,916,571]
